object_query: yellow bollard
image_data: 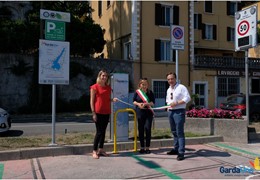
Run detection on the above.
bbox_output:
[113,108,137,154]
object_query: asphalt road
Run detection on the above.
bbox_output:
[3,117,170,137]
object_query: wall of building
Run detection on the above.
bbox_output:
[0,54,133,112]
[91,1,132,59]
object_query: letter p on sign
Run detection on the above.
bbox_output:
[47,22,56,33]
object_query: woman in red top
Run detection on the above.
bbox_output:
[90,69,117,159]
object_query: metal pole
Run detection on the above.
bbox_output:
[245,50,249,125]
[176,50,179,82]
[50,84,57,146]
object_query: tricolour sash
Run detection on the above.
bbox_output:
[136,89,155,115]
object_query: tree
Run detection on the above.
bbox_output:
[0,1,106,57]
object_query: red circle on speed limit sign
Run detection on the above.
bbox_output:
[237,20,250,36]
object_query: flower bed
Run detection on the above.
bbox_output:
[186,108,242,119]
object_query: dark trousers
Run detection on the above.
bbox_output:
[93,114,109,151]
[138,115,153,148]
[168,109,186,154]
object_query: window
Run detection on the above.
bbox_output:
[218,77,240,97]
[194,13,202,30]
[98,1,102,17]
[227,1,237,16]
[155,39,176,62]
[153,81,168,98]
[193,82,208,108]
[124,42,132,60]
[251,78,260,94]
[205,1,212,13]
[202,24,217,40]
[155,4,179,26]
[227,27,235,42]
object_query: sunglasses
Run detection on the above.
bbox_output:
[170,93,173,100]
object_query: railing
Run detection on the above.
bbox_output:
[194,55,260,70]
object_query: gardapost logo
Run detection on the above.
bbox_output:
[249,157,260,171]
[219,157,260,177]
[219,165,254,176]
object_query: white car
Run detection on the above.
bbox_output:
[0,108,11,133]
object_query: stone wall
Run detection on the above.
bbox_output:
[0,54,133,112]
[185,118,248,144]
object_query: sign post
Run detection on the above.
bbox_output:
[171,25,184,82]
[40,9,70,146]
[235,5,257,125]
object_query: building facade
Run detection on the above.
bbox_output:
[91,1,260,109]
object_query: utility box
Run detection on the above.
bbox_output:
[110,73,129,141]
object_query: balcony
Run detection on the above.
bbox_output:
[194,55,260,70]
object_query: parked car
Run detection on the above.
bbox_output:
[219,94,260,122]
[0,108,11,133]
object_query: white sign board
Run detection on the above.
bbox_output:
[235,5,257,51]
[39,39,70,85]
[171,25,185,50]
[110,73,129,142]
[40,9,70,22]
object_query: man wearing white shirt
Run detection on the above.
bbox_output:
[166,72,191,161]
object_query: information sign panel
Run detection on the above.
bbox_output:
[40,9,70,22]
[39,39,70,85]
[235,5,257,51]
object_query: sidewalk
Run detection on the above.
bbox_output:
[4,113,260,162]
[2,143,260,179]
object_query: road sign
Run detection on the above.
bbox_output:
[40,9,70,22]
[235,5,257,51]
[45,20,65,41]
[171,25,184,50]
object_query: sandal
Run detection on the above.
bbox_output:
[98,150,109,157]
[92,151,99,159]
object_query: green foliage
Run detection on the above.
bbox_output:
[0,1,105,57]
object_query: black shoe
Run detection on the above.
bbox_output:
[167,149,178,155]
[145,149,151,154]
[177,154,185,161]
[139,149,145,154]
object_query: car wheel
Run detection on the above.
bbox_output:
[251,113,260,122]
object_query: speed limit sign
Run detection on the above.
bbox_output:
[235,5,257,51]
[237,20,249,36]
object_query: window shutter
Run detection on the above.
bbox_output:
[198,14,202,30]
[205,1,212,13]
[173,6,179,25]
[155,3,162,25]
[202,24,206,39]
[213,25,217,40]
[161,6,165,26]
[172,49,176,62]
[155,39,161,61]
[226,1,231,15]
[227,27,231,41]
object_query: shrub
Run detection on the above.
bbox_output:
[186,108,242,119]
